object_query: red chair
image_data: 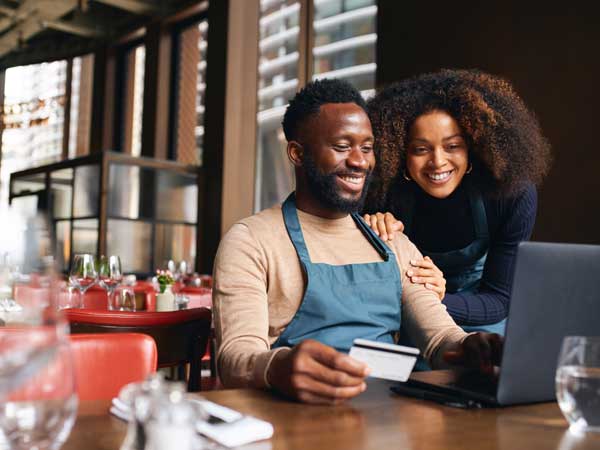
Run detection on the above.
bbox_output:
[179,286,212,309]
[80,285,108,309]
[69,333,157,401]
[0,330,157,402]
[65,307,211,391]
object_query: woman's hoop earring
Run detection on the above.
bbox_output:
[466,163,473,174]
[403,169,412,181]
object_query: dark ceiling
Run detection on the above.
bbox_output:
[0,0,202,69]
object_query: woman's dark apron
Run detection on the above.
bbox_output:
[402,185,507,335]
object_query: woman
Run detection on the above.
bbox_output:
[364,69,551,334]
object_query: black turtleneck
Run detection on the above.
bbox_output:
[411,183,475,253]
[382,182,537,326]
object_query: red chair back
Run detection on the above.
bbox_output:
[180,287,212,309]
[80,286,108,309]
[69,333,157,401]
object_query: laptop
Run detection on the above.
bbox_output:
[391,241,600,407]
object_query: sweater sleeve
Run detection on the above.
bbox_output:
[393,235,468,368]
[442,185,537,325]
[213,223,291,389]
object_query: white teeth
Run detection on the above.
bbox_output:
[428,171,452,181]
[339,175,364,185]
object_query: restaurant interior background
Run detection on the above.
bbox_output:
[0,0,598,278]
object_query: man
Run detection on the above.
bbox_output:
[213,79,502,404]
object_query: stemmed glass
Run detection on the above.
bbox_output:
[98,255,123,310]
[0,209,78,449]
[68,254,97,309]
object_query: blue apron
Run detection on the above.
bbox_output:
[404,184,506,335]
[272,193,402,352]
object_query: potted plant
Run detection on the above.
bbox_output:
[155,270,175,311]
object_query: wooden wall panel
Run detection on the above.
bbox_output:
[377,1,600,244]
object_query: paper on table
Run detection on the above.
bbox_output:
[110,396,274,448]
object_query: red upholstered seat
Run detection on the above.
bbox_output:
[69,333,157,401]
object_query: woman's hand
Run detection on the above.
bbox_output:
[406,256,446,300]
[362,212,404,241]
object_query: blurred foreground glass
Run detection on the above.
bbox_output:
[0,208,77,449]
[0,338,77,450]
[556,336,600,433]
[98,255,123,310]
[68,254,97,306]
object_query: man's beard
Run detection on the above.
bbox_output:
[302,152,372,214]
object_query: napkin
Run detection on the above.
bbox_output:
[110,396,274,448]
[0,299,23,312]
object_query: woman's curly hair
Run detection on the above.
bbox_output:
[366,69,552,210]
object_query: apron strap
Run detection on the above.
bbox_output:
[282,193,312,262]
[352,213,390,261]
[282,192,392,263]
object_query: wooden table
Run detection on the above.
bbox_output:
[62,372,600,450]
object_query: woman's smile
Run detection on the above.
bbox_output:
[426,169,454,183]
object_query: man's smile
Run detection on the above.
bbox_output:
[336,172,367,193]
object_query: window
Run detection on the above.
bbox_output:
[68,54,94,158]
[172,19,209,165]
[255,0,301,211]
[312,0,376,96]
[254,0,377,211]
[118,43,146,156]
[1,61,68,206]
[131,45,146,157]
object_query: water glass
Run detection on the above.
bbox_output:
[98,255,123,310]
[57,286,81,310]
[556,336,600,433]
[112,286,136,312]
[69,254,97,306]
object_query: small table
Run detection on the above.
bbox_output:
[62,371,600,450]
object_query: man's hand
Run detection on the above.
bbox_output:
[363,212,404,241]
[267,340,370,405]
[443,333,503,374]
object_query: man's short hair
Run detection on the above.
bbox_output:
[282,78,367,142]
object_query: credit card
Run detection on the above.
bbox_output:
[349,338,420,382]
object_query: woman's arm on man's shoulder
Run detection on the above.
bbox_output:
[442,185,538,325]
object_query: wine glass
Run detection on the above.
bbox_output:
[0,209,78,449]
[98,255,123,310]
[68,254,97,308]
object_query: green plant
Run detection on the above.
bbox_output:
[156,270,174,294]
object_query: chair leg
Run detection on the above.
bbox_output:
[209,338,217,378]
[188,337,203,392]
[177,364,186,381]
